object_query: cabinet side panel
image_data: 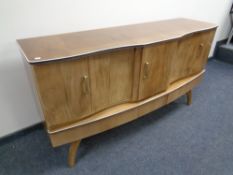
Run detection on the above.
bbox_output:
[21,55,45,123]
[33,59,92,130]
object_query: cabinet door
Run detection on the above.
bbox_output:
[33,58,91,130]
[169,30,215,83]
[138,41,177,100]
[89,49,135,112]
[190,30,215,74]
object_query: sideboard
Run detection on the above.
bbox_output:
[17,18,217,167]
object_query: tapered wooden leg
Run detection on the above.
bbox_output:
[68,140,81,167]
[186,90,192,105]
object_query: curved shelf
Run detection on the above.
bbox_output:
[48,71,204,147]
[48,70,204,134]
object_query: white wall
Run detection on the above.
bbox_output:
[0,0,232,138]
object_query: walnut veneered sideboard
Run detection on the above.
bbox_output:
[17,18,217,167]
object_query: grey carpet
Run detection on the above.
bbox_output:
[0,59,233,175]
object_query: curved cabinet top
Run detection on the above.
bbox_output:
[17,18,217,64]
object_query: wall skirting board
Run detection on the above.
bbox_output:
[0,123,43,146]
[213,38,227,56]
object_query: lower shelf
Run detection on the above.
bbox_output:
[49,70,204,147]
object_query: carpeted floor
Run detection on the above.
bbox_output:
[0,59,233,175]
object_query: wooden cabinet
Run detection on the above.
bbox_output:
[17,18,217,167]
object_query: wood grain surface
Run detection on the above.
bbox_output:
[17,18,217,63]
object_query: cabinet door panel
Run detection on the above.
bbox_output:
[89,49,135,112]
[139,41,177,100]
[170,30,215,83]
[33,58,91,130]
[89,54,110,112]
[109,49,134,105]
[191,30,215,74]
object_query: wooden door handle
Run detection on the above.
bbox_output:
[143,61,150,79]
[82,75,90,95]
[197,43,204,57]
[199,43,204,48]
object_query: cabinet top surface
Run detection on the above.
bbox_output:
[17,18,217,63]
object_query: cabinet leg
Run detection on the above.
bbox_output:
[68,140,81,167]
[186,90,192,105]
